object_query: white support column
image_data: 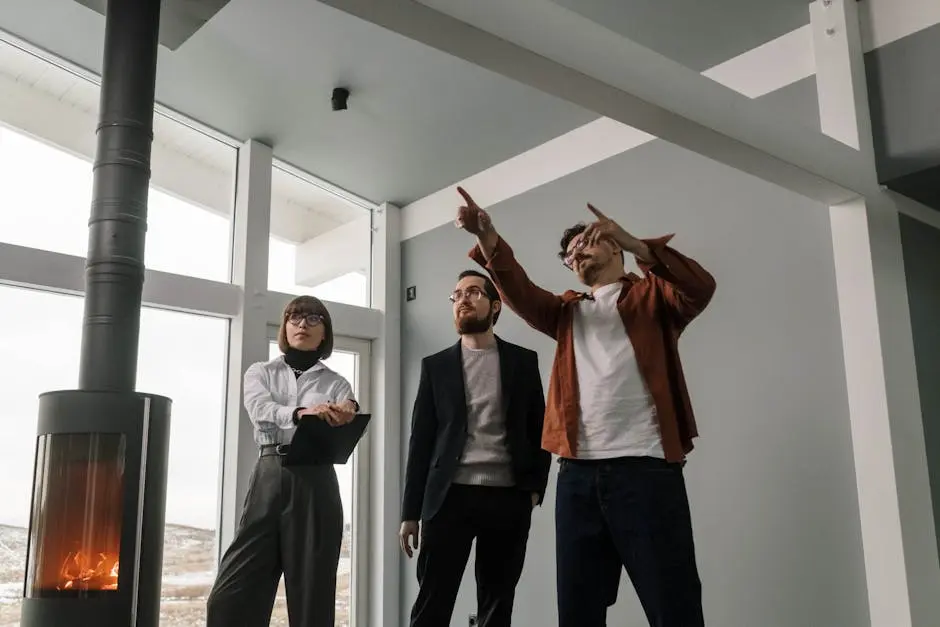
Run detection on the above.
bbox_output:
[218,140,274,556]
[811,2,940,625]
[368,203,402,627]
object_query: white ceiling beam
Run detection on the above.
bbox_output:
[402,119,653,240]
[319,0,877,204]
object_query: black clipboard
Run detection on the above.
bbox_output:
[284,413,371,466]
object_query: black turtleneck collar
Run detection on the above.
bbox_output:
[283,347,321,378]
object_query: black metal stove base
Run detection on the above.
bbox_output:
[20,390,171,627]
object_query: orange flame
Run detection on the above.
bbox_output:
[58,551,119,591]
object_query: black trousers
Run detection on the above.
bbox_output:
[206,453,344,627]
[410,484,533,627]
[555,457,704,627]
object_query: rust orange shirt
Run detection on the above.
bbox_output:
[469,235,716,462]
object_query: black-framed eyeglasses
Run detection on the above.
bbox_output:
[287,313,324,327]
[449,287,487,303]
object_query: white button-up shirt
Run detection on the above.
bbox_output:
[243,355,355,446]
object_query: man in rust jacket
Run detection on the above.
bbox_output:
[456,187,716,627]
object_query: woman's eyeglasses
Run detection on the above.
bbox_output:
[287,313,324,327]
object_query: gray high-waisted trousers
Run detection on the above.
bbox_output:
[206,452,343,627]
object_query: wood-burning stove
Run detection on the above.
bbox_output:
[20,0,171,625]
[21,391,170,626]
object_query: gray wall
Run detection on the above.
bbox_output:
[866,22,940,182]
[899,214,940,556]
[757,75,820,133]
[399,140,869,626]
[865,22,940,210]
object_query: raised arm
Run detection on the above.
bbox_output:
[640,235,716,327]
[456,187,563,339]
[243,363,296,430]
[582,204,715,328]
[401,359,438,522]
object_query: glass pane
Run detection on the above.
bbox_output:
[25,433,126,598]
[0,286,82,622]
[0,38,236,282]
[267,164,372,307]
[268,342,358,627]
[137,309,227,626]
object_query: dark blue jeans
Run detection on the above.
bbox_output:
[555,457,704,627]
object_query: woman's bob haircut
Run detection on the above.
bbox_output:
[277,295,334,359]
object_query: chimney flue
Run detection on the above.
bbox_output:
[78,0,162,392]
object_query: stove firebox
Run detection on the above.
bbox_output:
[28,431,125,597]
[21,392,170,626]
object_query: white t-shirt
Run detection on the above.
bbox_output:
[572,282,664,459]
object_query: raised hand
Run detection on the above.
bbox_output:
[582,203,648,259]
[455,186,499,257]
[454,186,493,236]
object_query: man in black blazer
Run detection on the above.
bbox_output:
[400,269,551,627]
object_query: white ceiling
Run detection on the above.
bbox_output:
[0,0,595,205]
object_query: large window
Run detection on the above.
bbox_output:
[0,127,233,283]
[0,36,236,283]
[267,338,370,627]
[267,163,373,307]
[0,288,82,627]
[0,287,227,627]
[139,310,228,627]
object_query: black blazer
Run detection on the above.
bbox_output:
[401,336,550,522]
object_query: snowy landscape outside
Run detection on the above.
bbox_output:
[0,523,352,626]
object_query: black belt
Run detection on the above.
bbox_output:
[260,443,291,457]
[559,455,683,468]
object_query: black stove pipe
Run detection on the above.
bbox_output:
[79,0,163,391]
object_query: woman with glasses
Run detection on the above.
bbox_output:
[207,295,359,627]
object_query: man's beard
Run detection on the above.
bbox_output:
[456,309,494,334]
[577,258,601,285]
